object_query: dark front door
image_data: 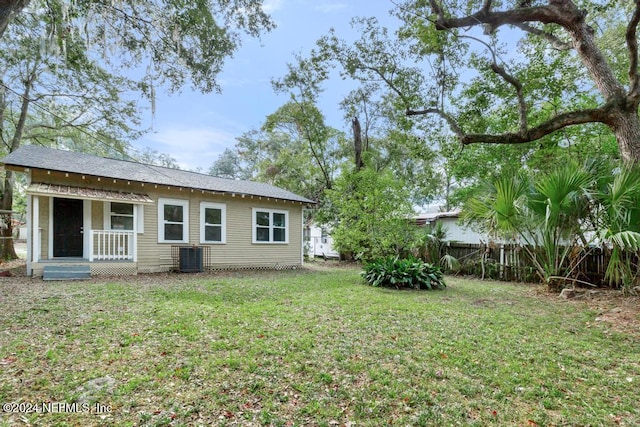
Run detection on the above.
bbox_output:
[53,198,84,257]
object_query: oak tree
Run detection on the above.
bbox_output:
[396,0,640,162]
[0,0,274,260]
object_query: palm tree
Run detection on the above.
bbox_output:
[594,165,640,292]
[527,162,596,288]
[418,222,460,272]
[463,162,597,288]
[461,171,545,280]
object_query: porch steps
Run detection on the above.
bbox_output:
[43,265,91,281]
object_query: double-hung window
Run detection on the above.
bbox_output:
[158,198,189,243]
[252,208,288,244]
[109,202,134,230]
[200,202,226,244]
[104,202,143,233]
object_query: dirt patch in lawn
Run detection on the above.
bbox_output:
[537,286,640,336]
[586,291,640,335]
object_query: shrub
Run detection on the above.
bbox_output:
[361,256,446,290]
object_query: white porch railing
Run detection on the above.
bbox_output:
[90,230,134,261]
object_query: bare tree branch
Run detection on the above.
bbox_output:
[406,107,465,138]
[627,1,640,97]
[9,68,37,152]
[460,34,528,133]
[0,0,29,39]
[0,74,5,148]
[408,99,623,147]
[490,62,527,133]
[428,0,445,22]
[358,63,413,107]
[430,2,565,32]
[512,22,572,50]
[465,107,609,146]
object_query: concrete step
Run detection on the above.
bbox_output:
[43,265,91,281]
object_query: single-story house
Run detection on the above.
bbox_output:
[306,223,339,259]
[1,145,314,277]
[414,210,489,244]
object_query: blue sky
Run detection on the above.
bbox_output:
[132,0,401,171]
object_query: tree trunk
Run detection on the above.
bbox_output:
[611,110,640,163]
[425,0,640,162]
[352,117,364,171]
[0,170,17,261]
[0,0,29,39]
[0,69,34,261]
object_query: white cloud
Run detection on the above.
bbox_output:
[140,126,237,171]
[262,0,284,13]
[314,2,347,13]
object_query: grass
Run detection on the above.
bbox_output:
[0,265,638,426]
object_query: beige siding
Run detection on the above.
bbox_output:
[136,188,304,272]
[37,196,49,260]
[28,169,306,273]
[91,201,104,230]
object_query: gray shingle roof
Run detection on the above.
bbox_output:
[1,145,314,204]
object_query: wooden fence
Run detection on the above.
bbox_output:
[442,242,614,287]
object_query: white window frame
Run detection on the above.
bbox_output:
[158,198,189,243]
[252,208,289,244]
[200,202,226,244]
[104,201,135,231]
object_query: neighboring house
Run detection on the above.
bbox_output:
[415,210,489,244]
[1,145,314,277]
[304,212,486,261]
[307,223,339,259]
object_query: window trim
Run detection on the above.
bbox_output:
[158,198,189,243]
[200,202,226,244]
[252,208,289,244]
[104,201,135,231]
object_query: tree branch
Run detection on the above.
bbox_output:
[459,107,610,145]
[460,34,528,133]
[359,63,413,107]
[407,100,620,147]
[429,0,626,104]
[0,0,29,39]
[10,70,36,152]
[429,2,565,32]
[511,22,572,51]
[627,1,640,97]
[406,107,465,138]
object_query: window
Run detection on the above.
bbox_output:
[252,208,288,244]
[321,227,328,244]
[104,202,143,232]
[200,202,226,244]
[110,202,134,230]
[158,198,189,243]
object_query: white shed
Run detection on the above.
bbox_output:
[307,224,340,259]
[415,211,488,244]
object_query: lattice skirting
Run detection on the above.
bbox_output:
[90,263,138,276]
[206,263,302,271]
[33,261,302,276]
[31,262,138,277]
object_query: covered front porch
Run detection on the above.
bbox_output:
[25,183,152,277]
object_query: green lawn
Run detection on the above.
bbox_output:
[0,266,638,426]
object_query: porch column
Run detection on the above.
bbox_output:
[32,196,40,265]
[26,195,33,275]
[83,199,91,260]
